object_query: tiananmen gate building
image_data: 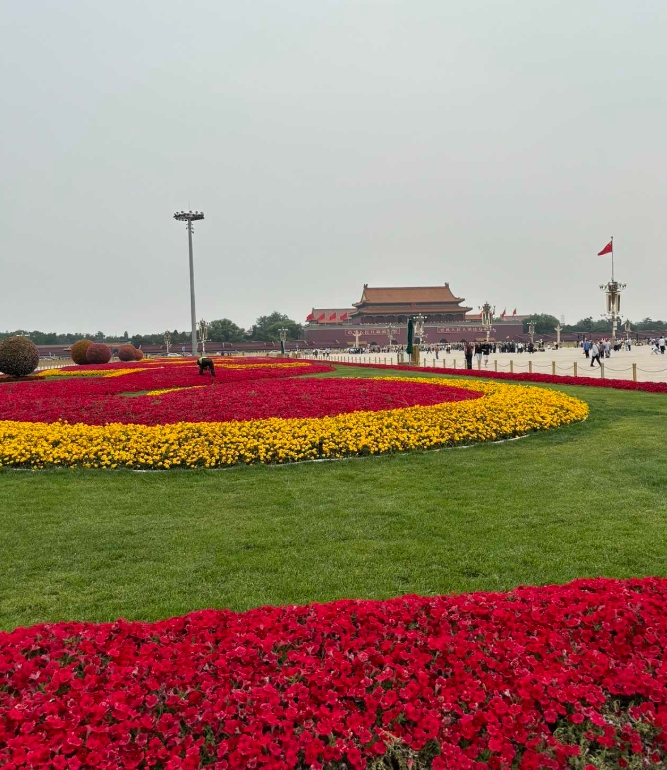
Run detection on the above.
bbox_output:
[303,284,525,347]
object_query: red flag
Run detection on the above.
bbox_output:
[305,311,314,322]
[339,312,349,321]
[512,308,517,316]
[329,312,337,321]
[316,313,325,322]
[597,240,613,256]
[500,308,506,319]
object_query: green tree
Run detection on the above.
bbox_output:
[634,318,666,331]
[563,317,611,334]
[207,318,245,343]
[249,312,302,341]
[522,314,560,335]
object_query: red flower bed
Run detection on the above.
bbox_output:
[0,361,362,425]
[332,361,667,394]
[1,578,666,769]
[0,363,478,425]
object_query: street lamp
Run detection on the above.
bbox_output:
[413,313,427,343]
[198,318,208,356]
[480,303,493,342]
[386,322,396,346]
[173,210,205,356]
[278,327,289,356]
[624,319,631,341]
[527,320,536,347]
[164,331,171,356]
[599,280,627,345]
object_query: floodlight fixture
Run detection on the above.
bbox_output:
[173,210,206,355]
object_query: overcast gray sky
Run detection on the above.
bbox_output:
[1,0,666,333]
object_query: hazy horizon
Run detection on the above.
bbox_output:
[2,1,666,332]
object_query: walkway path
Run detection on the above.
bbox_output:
[305,345,667,384]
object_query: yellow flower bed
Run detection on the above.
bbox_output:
[145,359,311,370]
[35,368,147,379]
[144,386,205,397]
[0,377,588,470]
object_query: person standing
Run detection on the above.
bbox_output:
[590,341,602,368]
[583,340,591,358]
[660,336,666,354]
[464,342,473,370]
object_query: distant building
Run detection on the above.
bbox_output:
[304,283,525,346]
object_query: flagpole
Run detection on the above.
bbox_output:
[611,236,614,282]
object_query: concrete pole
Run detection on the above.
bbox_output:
[187,221,197,357]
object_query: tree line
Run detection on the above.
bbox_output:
[520,314,667,335]
[0,312,303,347]
[3,311,666,346]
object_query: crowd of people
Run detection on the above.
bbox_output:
[308,335,667,369]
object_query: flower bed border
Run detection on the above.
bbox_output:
[329,359,667,394]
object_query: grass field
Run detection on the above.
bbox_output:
[1,365,666,632]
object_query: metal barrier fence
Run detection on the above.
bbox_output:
[300,354,667,383]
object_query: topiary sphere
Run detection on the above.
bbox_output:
[0,336,40,377]
[118,345,137,362]
[134,349,144,361]
[71,339,93,365]
[86,343,112,365]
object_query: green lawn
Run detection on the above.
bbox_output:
[1,366,666,631]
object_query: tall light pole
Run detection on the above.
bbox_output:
[164,331,171,356]
[173,210,205,356]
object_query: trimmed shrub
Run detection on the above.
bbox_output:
[118,345,137,362]
[71,339,93,365]
[86,343,112,365]
[0,336,40,377]
[134,349,144,361]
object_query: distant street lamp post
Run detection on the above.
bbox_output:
[164,331,171,356]
[413,314,426,343]
[386,322,396,346]
[412,314,427,365]
[528,320,536,347]
[480,303,493,343]
[278,327,289,356]
[624,319,631,342]
[173,210,205,356]
[198,318,208,356]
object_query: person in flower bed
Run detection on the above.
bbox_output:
[197,356,216,377]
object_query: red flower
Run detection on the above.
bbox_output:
[1,578,667,768]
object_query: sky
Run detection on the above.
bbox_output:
[1,0,666,334]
